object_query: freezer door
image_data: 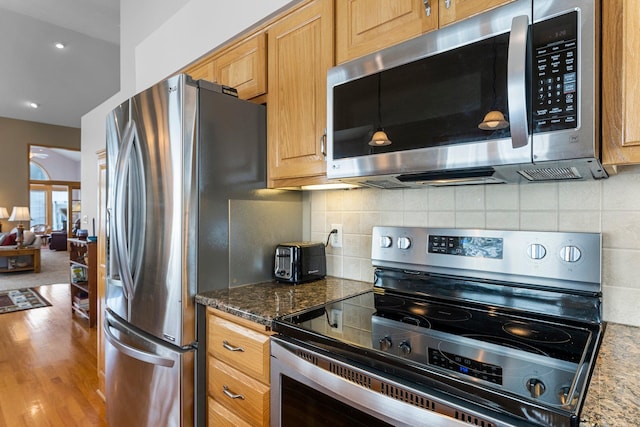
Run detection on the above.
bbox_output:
[104,309,194,427]
[106,74,198,346]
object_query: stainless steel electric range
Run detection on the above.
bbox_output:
[271,227,604,427]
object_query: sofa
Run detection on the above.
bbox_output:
[0,229,42,248]
[0,229,43,269]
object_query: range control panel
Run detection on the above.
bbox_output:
[371,226,602,292]
[429,348,503,385]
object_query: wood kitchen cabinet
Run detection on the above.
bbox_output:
[184,33,267,101]
[206,307,272,426]
[336,0,437,64]
[601,0,640,168]
[439,0,515,27]
[336,0,515,64]
[266,0,334,187]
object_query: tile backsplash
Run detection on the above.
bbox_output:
[307,165,640,327]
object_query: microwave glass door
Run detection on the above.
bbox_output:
[332,32,512,160]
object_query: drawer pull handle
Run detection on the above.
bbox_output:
[223,385,245,400]
[222,340,245,352]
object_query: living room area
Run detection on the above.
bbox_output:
[0,122,105,425]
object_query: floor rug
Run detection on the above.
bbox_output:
[0,288,51,314]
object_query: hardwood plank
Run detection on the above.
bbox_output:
[0,284,106,426]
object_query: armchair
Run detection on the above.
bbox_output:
[49,231,68,251]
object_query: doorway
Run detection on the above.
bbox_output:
[29,145,81,236]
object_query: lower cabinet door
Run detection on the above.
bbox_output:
[208,357,270,426]
[208,397,252,427]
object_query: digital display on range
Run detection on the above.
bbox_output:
[428,235,503,259]
[429,348,503,385]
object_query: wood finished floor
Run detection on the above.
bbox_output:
[0,284,106,426]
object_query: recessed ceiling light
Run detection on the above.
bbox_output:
[29,102,39,109]
[55,42,65,49]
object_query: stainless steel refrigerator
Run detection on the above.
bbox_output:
[104,74,302,426]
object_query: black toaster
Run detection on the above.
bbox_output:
[274,242,326,284]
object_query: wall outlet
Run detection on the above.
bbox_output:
[330,224,343,248]
[330,308,343,333]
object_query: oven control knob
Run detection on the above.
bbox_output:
[397,237,412,250]
[527,243,547,260]
[560,245,581,263]
[399,340,411,356]
[379,336,392,351]
[380,235,393,248]
[526,378,546,398]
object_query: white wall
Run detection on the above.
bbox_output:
[80,0,297,235]
[308,166,640,327]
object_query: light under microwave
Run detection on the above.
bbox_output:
[326,0,607,188]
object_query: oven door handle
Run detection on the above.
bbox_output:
[507,15,530,149]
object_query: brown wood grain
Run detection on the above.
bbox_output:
[0,284,106,426]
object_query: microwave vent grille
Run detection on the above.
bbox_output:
[518,167,582,181]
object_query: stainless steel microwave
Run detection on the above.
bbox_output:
[326,0,607,188]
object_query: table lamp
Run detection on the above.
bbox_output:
[0,207,8,232]
[9,206,31,248]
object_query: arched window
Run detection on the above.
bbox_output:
[30,161,49,180]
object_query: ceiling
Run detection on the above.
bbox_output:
[0,0,120,128]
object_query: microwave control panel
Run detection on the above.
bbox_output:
[533,11,578,133]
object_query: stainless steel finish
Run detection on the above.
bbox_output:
[379,336,392,351]
[507,14,530,149]
[326,0,605,188]
[107,75,197,345]
[105,74,303,427]
[271,336,500,427]
[526,378,547,399]
[104,309,193,427]
[372,226,602,295]
[370,314,581,407]
[532,0,599,163]
[230,200,303,287]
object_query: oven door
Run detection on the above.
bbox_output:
[270,336,507,427]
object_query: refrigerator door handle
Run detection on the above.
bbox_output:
[104,314,175,368]
[112,120,144,300]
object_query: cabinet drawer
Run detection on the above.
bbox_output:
[208,396,252,427]
[208,315,270,383]
[209,358,269,427]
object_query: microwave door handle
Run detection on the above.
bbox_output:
[507,15,530,149]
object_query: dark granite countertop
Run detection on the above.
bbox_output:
[195,276,372,327]
[196,279,638,426]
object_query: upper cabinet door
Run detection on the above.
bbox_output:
[336,0,437,64]
[186,61,214,82]
[439,0,515,27]
[267,0,334,185]
[212,33,267,100]
[602,0,640,167]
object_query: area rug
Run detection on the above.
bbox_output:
[0,288,51,314]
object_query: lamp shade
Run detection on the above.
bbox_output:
[8,206,31,222]
[0,207,8,219]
